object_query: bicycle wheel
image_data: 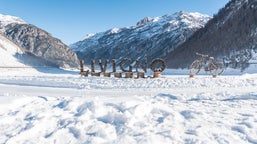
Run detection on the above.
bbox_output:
[210,62,224,75]
[190,60,201,75]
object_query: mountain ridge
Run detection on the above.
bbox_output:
[0,13,26,31]
[70,11,211,65]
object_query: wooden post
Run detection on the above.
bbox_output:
[137,72,145,78]
[91,72,101,77]
[125,72,134,78]
[98,59,109,73]
[114,72,122,78]
[80,60,89,77]
[98,59,102,71]
[104,72,111,77]
[189,74,195,78]
[153,72,161,78]
[80,71,89,77]
[91,60,95,73]
[112,59,116,73]
[80,60,84,73]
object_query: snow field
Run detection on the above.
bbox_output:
[0,69,257,144]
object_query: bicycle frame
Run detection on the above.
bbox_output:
[196,53,213,72]
[190,52,224,76]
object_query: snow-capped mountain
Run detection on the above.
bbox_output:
[1,15,64,69]
[0,14,26,32]
[70,11,211,64]
[166,0,257,70]
[0,14,79,68]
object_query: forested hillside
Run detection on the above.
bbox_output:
[166,0,257,70]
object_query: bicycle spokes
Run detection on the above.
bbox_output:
[190,52,225,76]
[210,62,224,75]
[190,60,201,75]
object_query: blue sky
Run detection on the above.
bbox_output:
[0,0,230,45]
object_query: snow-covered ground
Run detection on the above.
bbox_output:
[0,67,257,144]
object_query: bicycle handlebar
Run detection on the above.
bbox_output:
[196,52,208,57]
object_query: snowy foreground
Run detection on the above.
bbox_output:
[0,68,257,144]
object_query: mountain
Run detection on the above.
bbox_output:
[0,14,25,31]
[0,32,63,68]
[0,15,54,68]
[70,11,211,65]
[165,0,257,70]
[0,32,26,67]
[0,14,79,68]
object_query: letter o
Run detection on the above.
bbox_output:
[150,58,166,72]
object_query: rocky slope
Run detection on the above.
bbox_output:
[70,11,211,65]
[0,32,25,67]
[0,14,79,68]
[166,0,257,70]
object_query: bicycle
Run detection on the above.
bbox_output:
[190,52,224,76]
